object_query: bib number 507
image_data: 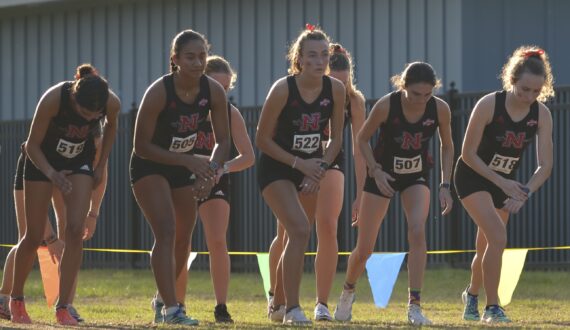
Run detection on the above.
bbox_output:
[393,154,422,174]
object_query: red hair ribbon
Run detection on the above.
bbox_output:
[522,49,544,58]
[305,23,316,31]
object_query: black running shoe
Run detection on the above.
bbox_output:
[214,304,234,323]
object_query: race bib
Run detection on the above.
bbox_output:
[292,134,320,154]
[393,154,422,174]
[169,134,197,153]
[488,153,519,174]
[56,139,85,159]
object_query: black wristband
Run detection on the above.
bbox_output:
[521,186,532,198]
[439,182,450,190]
[209,161,219,171]
[320,161,329,170]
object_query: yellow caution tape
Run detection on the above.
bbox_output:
[2,244,569,255]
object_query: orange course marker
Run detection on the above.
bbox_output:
[37,247,60,307]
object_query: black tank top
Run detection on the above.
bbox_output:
[372,91,439,178]
[151,73,211,154]
[193,102,232,156]
[41,82,105,163]
[273,75,334,158]
[474,91,539,179]
[322,99,351,142]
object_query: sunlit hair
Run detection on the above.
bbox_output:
[329,43,363,100]
[170,29,210,73]
[500,45,554,102]
[205,55,237,91]
[72,64,108,112]
[391,62,442,91]
[287,25,331,75]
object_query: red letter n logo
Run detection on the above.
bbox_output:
[401,132,422,150]
[299,113,321,132]
[502,131,525,149]
[66,125,89,139]
[178,114,199,133]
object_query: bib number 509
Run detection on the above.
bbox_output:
[169,134,197,153]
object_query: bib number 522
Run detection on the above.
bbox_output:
[169,134,197,153]
[292,134,320,154]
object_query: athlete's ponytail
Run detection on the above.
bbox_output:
[75,64,98,80]
[72,64,109,113]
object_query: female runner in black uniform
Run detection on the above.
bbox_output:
[257,24,345,324]
[268,43,366,322]
[153,55,254,323]
[455,46,554,324]
[10,64,120,325]
[334,62,454,326]
[131,30,230,325]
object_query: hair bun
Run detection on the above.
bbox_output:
[75,64,98,80]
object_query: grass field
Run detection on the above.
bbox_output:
[0,267,569,329]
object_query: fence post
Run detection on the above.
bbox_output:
[446,82,462,267]
[129,102,142,268]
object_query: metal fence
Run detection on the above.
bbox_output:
[1,87,569,271]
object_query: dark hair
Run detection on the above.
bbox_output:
[329,43,362,99]
[170,29,210,73]
[391,62,441,90]
[501,45,554,102]
[205,55,237,90]
[72,64,109,112]
[287,25,331,75]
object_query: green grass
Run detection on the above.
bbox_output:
[1,267,569,328]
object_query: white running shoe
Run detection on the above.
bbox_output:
[283,306,311,325]
[334,289,355,321]
[268,305,286,322]
[314,302,333,321]
[407,304,432,325]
